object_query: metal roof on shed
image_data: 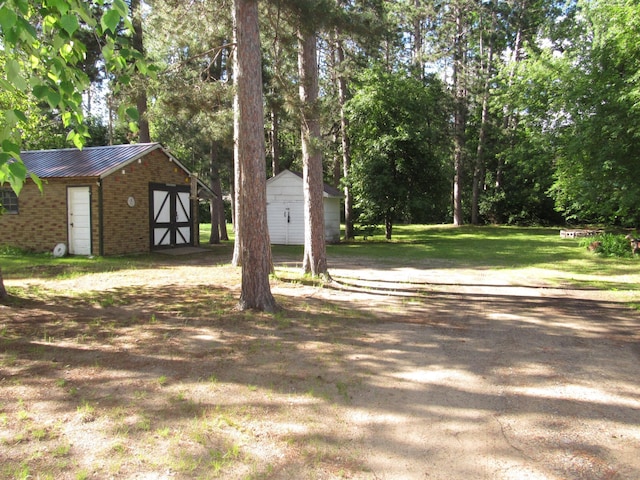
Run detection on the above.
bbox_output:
[20,143,173,179]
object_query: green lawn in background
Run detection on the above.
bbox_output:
[332,225,564,265]
[0,246,156,280]
[2,224,637,282]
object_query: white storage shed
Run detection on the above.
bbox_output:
[266,169,343,245]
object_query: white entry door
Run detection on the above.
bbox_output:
[266,201,304,245]
[266,202,290,244]
[67,186,92,255]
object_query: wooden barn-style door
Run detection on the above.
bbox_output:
[149,183,192,248]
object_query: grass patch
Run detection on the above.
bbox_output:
[76,400,97,423]
[4,224,637,283]
[332,225,574,267]
[52,443,71,457]
[0,250,154,280]
[328,225,640,279]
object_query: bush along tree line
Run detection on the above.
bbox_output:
[3,1,640,304]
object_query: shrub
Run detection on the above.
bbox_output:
[580,233,637,258]
[0,244,30,256]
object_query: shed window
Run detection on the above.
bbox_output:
[0,188,18,214]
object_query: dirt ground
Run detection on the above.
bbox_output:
[1,250,640,479]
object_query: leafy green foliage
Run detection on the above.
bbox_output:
[477,110,560,225]
[0,0,150,195]
[482,0,640,227]
[346,67,451,238]
[0,244,30,256]
[580,233,638,258]
[545,0,640,226]
[143,0,234,177]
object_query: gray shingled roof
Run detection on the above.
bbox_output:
[20,143,168,179]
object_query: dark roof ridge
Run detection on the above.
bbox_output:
[21,142,159,154]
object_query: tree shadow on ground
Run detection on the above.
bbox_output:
[1,272,640,479]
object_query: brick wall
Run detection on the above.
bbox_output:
[0,149,192,255]
[101,149,191,255]
[0,178,98,253]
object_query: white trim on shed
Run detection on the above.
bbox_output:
[266,169,343,245]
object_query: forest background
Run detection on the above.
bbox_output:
[1,0,640,234]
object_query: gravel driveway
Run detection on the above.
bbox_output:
[278,259,640,479]
[3,252,639,479]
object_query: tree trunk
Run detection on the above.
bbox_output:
[218,179,229,241]
[335,34,354,241]
[413,0,424,77]
[298,30,328,278]
[0,267,7,301]
[498,6,524,190]
[209,143,221,244]
[235,0,277,311]
[329,39,340,185]
[209,203,220,244]
[131,0,151,143]
[472,15,495,225]
[267,26,283,177]
[231,152,241,264]
[270,107,280,176]
[209,154,228,243]
[332,131,341,186]
[231,17,242,267]
[471,95,488,225]
[452,2,467,227]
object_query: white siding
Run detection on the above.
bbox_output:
[266,170,342,245]
[324,197,341,243]
[266,201,305,245]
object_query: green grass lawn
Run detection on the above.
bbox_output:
[336,224,638,275]
[3,224,638,283]
[201,223,640,294]
[0,246,157,280]
[331,225,566,265]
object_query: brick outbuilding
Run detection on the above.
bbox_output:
[0,143,210,256]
